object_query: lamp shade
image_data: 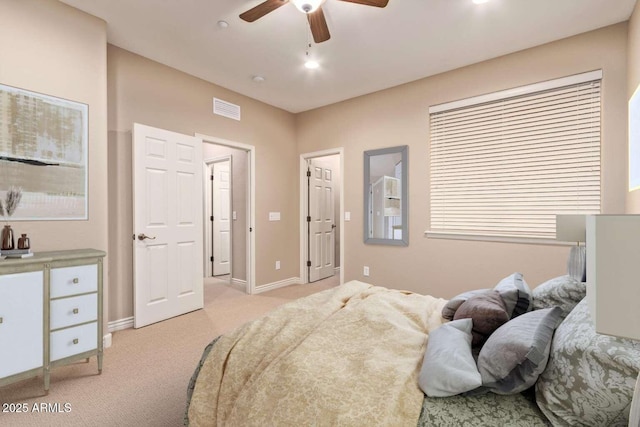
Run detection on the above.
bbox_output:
[556,214,586,242]
[586,215,640,341]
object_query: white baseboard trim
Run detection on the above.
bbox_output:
[334,267,341,274]
[108,316,134,333]
[103,333,112,349]
[254,277,301,294]
[231,278,247,292]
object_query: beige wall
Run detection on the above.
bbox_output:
[628,1,640,213]
[107,45,299,321]
[296,24,629,298]
[0,0,109,323]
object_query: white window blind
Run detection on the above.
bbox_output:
[429,71,602,240]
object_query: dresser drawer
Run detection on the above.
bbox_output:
[50,264,97,298]
[50,322,97,362]
[50,293,97,331]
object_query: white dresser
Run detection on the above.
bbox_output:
[0,249,105,392]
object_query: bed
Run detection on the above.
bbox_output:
[184,275,640,426]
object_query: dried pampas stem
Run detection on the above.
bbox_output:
[4,186,22,218]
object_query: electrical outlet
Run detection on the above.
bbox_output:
[363,266,369,276]
[275,260,281,270]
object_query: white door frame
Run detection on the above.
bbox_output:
[204,155,233,278]
[196,133,256,294]
[299,148,344,285]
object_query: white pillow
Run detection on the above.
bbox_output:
[418,319,482,397]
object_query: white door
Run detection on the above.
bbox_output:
[133,123,204,328]
[308,158,335,282]
[212,159,231,276]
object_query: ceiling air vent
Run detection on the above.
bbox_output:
[213,98,241,121]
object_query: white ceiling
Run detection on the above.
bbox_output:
[59,0,637,113]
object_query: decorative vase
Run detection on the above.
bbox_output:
[17,233,30,250]
[1,225,14,250]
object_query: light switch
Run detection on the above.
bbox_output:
[233,211,237,220]
[345,212,351,221]
[269,212,281,221]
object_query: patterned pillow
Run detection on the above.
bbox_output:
[536,299,640,426]
[532,275,585,320]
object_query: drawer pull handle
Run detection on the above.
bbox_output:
[73,338,79,345]
[72,278,79,284]
[73,308,79,314]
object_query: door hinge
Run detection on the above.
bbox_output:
[249,227,253,232]
[132,234,135,241]
[306,216,311,222]
[306,170,311,177]
[210,175,214,180]
[210,215,214,221]
[210,256,214,262]
[306,261,311,267]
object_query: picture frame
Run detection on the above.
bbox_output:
[0,83,88,220]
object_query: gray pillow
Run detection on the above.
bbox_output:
[442,286,518,321]
[418,319,482,397]
[532,275,585,320]
[536,299,640,426]
[494,272,532,318]
[477,307,562,395]
[453,290,510,347]
[441,289,488,321]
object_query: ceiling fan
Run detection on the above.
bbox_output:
[239,0,389,43]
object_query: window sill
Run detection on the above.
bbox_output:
[424,231,575,246]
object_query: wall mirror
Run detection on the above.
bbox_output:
[364,145,408,246]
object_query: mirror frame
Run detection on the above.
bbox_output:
[363,145,409,246]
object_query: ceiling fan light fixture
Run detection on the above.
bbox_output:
[291,0,324,14]
[305,59,320,69]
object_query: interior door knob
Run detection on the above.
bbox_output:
[137,233,156,241]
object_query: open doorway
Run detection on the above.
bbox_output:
[205,156,232,278]
[199,134,255,295]
[300,149,344,285]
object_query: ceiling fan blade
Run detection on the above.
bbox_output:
[337,0,389,7]
[240,0,288,22]
[308,7,330,43]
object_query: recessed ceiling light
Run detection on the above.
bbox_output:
[217,20,229,29]
[472,0,490,4]
[305,60,319,69]
[252,75,265,83]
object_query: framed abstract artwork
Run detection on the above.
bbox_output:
[630,83,640,192]
[0,83,88,220]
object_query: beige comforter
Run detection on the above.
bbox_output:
[188,280,447,427]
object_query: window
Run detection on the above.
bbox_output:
[428,71,602,240]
